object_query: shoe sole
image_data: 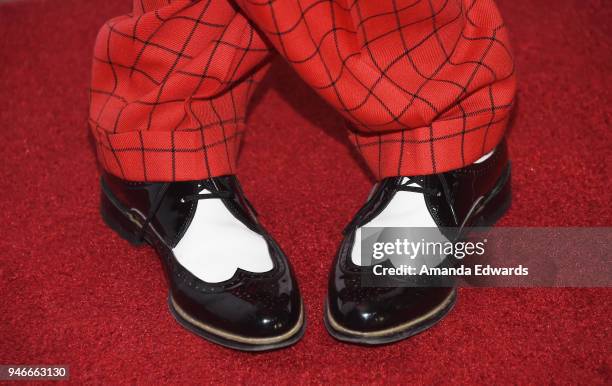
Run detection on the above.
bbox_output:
[324,164,512,345]
[169,295,306,352]
[99,182,306,352]
[324,289,456,345]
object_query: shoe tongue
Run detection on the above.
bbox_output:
[398,176,425,189]
[399,177,418,187]
[198,178,226,194]
[198,183,213,192]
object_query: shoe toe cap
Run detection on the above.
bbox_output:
[327,286,454,333]
[170,271,303,341]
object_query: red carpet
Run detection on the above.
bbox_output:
[0,0,610,383]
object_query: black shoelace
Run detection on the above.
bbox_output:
[343,175,457,235]
[180,190,234,203]
[395,176,440,196]
[396,176,458,225]
[135,183,234,243]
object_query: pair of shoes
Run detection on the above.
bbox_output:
[99,139,511,351]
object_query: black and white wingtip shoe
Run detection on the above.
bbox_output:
[325,139,511,345]
[99,174,305,351]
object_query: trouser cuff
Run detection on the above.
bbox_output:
[350,113,509,179]
[92,124,242,182]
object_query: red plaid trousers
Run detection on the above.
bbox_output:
[89,0,516,181]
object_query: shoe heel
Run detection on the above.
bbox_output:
[100,192,146,246]
[473,166,512,227]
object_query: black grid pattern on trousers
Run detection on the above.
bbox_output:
[90,0,271,181]
[90,0,515,180]
[241,0,515,175]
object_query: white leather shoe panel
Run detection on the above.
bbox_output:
[351,178,446,266]
[173,189,273,283]
[350,148,497,266]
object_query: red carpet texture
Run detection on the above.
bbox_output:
[0,0,610,384]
